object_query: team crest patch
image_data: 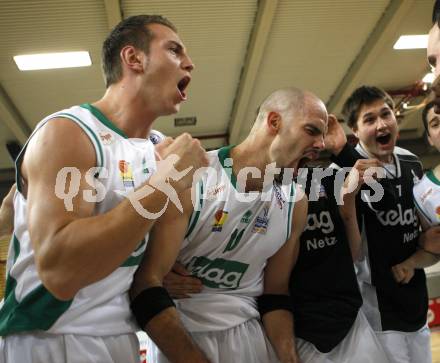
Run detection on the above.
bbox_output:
[99,130,114,145]
[119,160,135,188]
[253,205,270,234]
[212,210,228,232]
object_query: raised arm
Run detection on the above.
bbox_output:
[22,119,207,300]
[338,159,382,261]
[325,114,363,167]
[260,188,308,363]
[130,188,210,363]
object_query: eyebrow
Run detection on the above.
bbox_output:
[429,116,440,124]
[167,40,184,52]
[305,124,324,134]
[362,107,390,119]
[362,112,375,119]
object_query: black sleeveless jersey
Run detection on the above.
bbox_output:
[289,167,362,353]
[332,144,428,332]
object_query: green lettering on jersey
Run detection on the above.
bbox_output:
[186,256,248,289]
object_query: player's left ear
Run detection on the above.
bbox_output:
[267,112,282,134]
[120,45,144,73]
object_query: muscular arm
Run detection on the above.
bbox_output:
[0,184,15,240]
[22,119,206,300]
[262,190,308,363]
[130,189,209,363]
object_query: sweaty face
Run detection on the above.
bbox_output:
[428,24,440,78]
[271,98,327,174]
[427,107,440,151]
[141,24,194,116]
[353,100,398,163]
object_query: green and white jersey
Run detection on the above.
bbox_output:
[175,146,296,333]
[0,103,156,336]
[413,170,440,226]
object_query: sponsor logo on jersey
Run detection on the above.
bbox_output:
[376,205,418,227]
[241,210,252,224]
[436,206,440,221]
[206,184,226,200]
[142,157,149,174]
[149,131,164,145]
[421,187,433,204]
[212,210,228,232]
[306,236,337,251]
[403,229,419,243]
[99,130,114,145]
[186,256,249,289]
[253,205,269,234]
[273,183,285,210]
[118,160,135,188]
[304,211,334,234]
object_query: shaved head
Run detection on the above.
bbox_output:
[253,87,323,132]
[256,87,304,126]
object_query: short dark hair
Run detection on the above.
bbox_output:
[422,101,436,135]
[433,0,440,26]
[102,15,177,88]
[342,85,395,129]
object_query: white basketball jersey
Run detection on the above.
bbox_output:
[175,146,296,333]
[0,103,156,336]
[413,170,440,226]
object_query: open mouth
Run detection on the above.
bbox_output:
[302,149,320,162]
[376,133,391,145]
[177,76,191,100]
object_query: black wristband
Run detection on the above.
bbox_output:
[257,294,293,317]
[130,286,176,329]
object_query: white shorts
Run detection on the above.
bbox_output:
[0,331,140,363]
[149,318,280,363]
[296,310,390,363]
[376,324,431,363]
